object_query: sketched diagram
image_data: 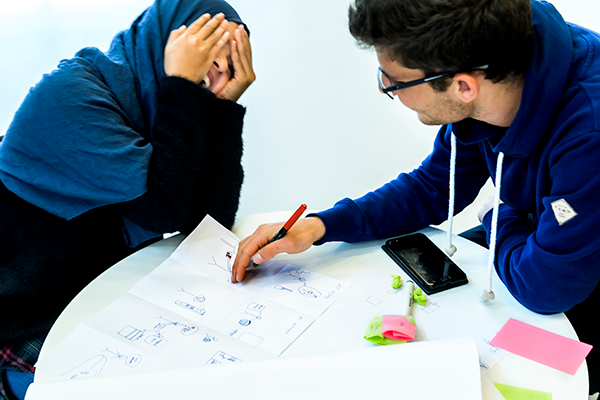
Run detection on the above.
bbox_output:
[207,236,238,274]
[118,315,199,348]
[176,287,207,316]
[239,302,265,326]
[479,355,490,372]
[482,338,501,354]
[280,268,322,299]
[203,333,218,343]
[206,350,240,365]
[417,299,440,314]
[227,303,266,346]
[61,348,141,380]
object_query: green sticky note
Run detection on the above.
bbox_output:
[364,316,408,345]
[391,275,402,289]
[494,383,552,400]
[412,288,427,306]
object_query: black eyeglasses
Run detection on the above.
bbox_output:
[377,65,489,99]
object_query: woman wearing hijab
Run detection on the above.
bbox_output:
[0,0,254,397]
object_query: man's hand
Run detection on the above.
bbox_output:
[231,217,326,283]
[215,24,255,102]
[164,13,230,84]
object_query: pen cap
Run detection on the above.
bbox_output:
[398,280,414,316]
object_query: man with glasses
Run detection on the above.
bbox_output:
[232,0,600,393]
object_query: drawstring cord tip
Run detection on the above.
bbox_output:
[445,244,457,257]
[480,290,495,303]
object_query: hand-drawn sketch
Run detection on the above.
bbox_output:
[284,268,322,298]
[298,286,321,298]
[61,354,107,380]
[482,338,501,354]
[207,238,238,274]
[479,355,490,372]
[208,256,230,274]
[365,296,382,305]
[417,299,440,314]
[36,217,348,380]
[174,300,206,315]
[178,287,206,303]
[238,302,265,326]
[206,350,240,365]
[203,334,218,343]
[60,348,142,380]
[244,302,265,319]
[118,316,199,348]
[176,288,207,315]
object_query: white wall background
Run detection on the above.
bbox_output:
[1,0,599,234]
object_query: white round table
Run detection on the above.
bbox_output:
[35,211,589,399]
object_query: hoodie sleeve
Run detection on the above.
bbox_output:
[483,132,600,314]
[315,126,489,243]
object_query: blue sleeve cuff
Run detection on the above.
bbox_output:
[309,198,363,245]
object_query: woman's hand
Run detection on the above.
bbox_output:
[164,13,230,84]
[215,24,256,102]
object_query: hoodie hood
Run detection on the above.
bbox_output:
[453,0,572,158]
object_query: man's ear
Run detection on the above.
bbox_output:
[452,73,479,104]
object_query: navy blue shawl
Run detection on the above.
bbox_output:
[0,0,243,246]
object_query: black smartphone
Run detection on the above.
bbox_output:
[382,233,468,294]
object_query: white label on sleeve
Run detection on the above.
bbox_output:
[551,198,578,226]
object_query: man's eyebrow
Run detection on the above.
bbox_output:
[380,67,402,83]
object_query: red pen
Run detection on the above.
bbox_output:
[269,204,308,243]
[252,204,307,267]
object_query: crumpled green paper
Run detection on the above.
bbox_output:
[364,315,415,345]
[412,288,427,305]
[391,275,402,289]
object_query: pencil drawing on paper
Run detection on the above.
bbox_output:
[238,302,265,327]
[176,287,207,316]
[417,299,440,314]
[206,350,240,365]
[206,233,239,275]
[283,267,322,298]
[203,333,218,343]
[482,337,501,354]
[118,316,199,347]
[178,287,206,303]
[208,255,232,274]
[61,348,142,380]
[365,296,382,305]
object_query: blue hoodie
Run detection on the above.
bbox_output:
[315,0,600,314]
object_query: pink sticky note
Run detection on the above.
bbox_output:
[382,315,416,341]
[490,318,592,375]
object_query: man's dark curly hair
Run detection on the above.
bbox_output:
[348,0,533,91]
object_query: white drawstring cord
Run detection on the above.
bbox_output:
[481,152,505,302]
[445,130,457,257]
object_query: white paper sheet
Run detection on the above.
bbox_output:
[27,337,482,400]
[283,267,506,373]
[36,216,348,380]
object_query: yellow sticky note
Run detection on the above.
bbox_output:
[494,383,552,400]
